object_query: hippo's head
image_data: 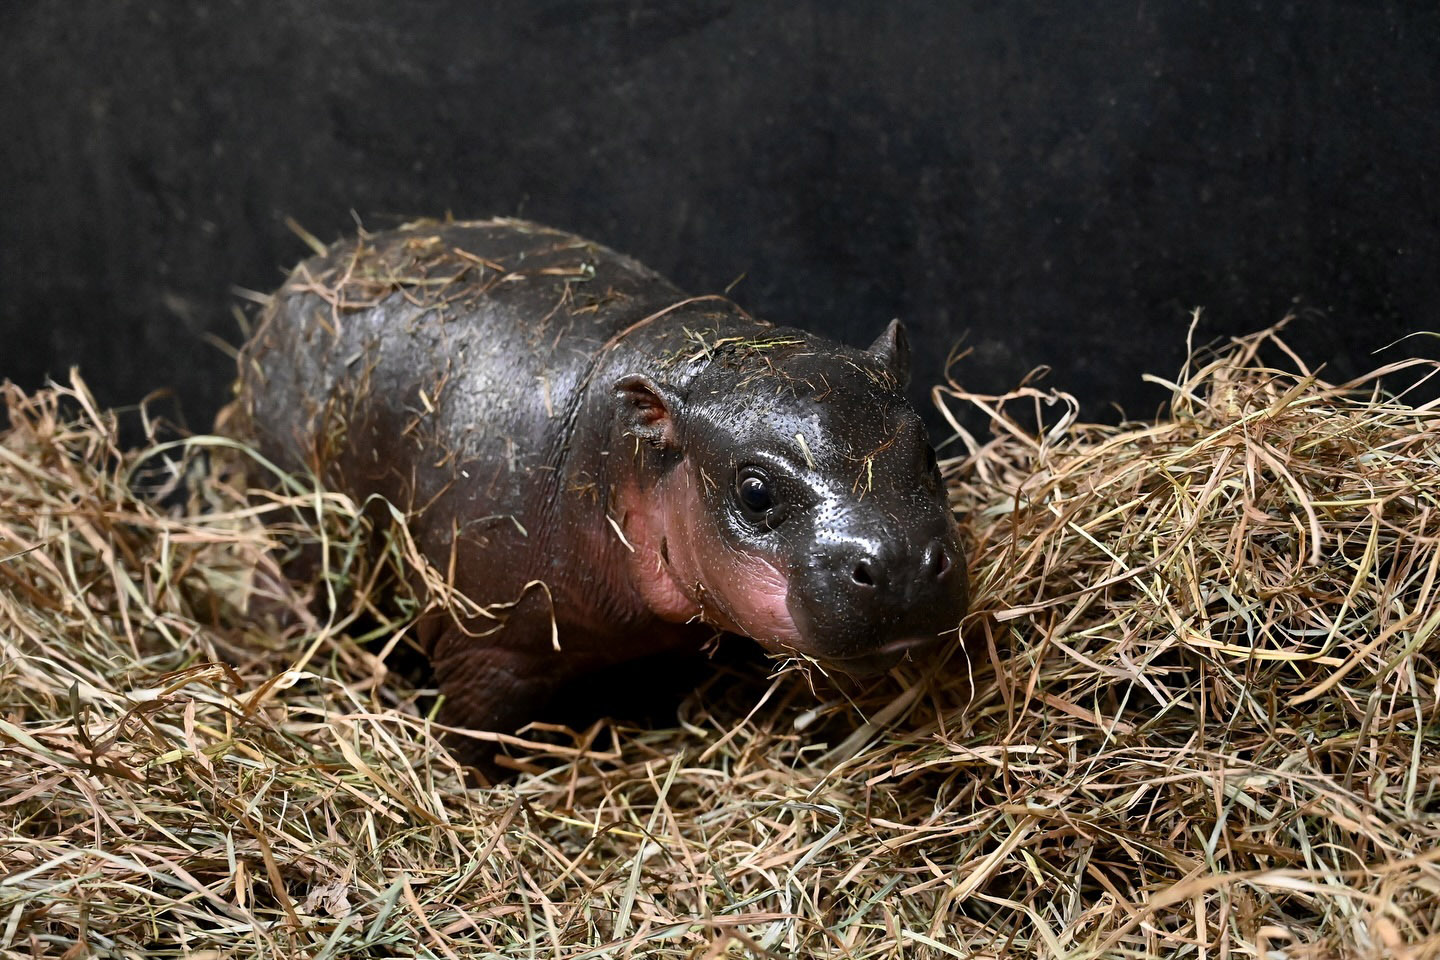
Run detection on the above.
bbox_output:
[614,319,968,676]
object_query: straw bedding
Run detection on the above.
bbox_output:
[1,323,1437,959]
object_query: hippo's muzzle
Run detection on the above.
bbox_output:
[786,514,969,675]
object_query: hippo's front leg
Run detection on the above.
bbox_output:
[425,622,570,776]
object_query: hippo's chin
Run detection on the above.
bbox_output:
[760,634,943,678]
[822,634,944,677]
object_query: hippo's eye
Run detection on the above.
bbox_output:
[735,468,775,521]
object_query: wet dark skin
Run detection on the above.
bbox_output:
[235,219,967,766]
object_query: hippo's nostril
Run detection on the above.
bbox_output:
[922,540,951,578]
[851,559,878,588]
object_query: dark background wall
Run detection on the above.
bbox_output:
[2,1,1436,438]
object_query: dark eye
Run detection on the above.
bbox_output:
[924,444,938,474]
[735,469,774,519]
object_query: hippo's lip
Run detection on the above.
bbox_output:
[757,634,944,677]
[786,634,945,678]
[832,635,939,662]
[874,635,938,657]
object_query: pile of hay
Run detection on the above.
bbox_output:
[2,324,1438,959]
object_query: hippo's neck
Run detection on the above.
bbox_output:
[609,463,706,625]
[549,375,706,634]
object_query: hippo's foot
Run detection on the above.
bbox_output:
[426,626,567,782]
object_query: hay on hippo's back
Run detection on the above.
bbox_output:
[0,325,1438,958]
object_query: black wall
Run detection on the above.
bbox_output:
[2,1,1437,436]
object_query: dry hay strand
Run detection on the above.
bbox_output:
[2,323,1439,959]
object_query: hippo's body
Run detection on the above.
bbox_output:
[235,219,967,754]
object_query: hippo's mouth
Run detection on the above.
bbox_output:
[821,634,944,677]
[873,635,938,657]
[754,633,943,678]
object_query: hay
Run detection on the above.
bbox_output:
[2,324,1438,958]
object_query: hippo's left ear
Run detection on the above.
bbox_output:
[614,374,685,449]
[867,318,910,386]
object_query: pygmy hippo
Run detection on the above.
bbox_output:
[233,219,967,750]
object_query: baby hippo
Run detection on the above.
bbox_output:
[234,219,967,749]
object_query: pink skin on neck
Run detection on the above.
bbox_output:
[615,459,802,651]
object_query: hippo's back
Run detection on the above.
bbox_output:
[236,219,686,558]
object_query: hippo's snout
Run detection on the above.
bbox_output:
[848,536,957,598]
[787,518,969,675]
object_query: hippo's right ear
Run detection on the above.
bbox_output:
[614,374,684,449]
[867,318,911,387]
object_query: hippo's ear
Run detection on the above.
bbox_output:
[866,318,910,387]
[614,374,684,449]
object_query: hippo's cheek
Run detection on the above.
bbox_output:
[703,553,802,651]
[618,467,805,647]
